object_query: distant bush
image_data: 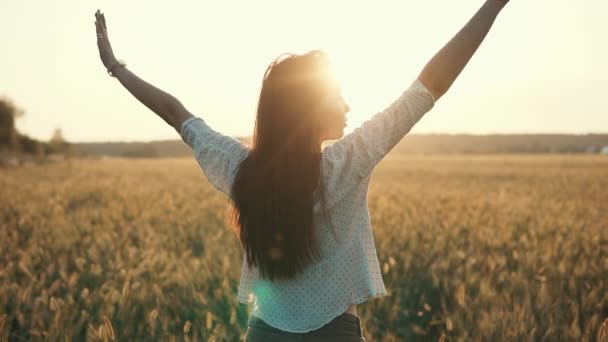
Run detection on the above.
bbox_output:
[0,96,23,153]
[18,134,44,156]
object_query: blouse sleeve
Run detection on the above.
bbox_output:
[180,116,250,199]
[320,78,435,196]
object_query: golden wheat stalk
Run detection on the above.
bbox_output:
[103,316,115,341]
[599,319,608,342]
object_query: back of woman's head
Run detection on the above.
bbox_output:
[255,50,340,154]
[230,49,338,281]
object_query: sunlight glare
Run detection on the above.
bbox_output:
[327,47,417,132]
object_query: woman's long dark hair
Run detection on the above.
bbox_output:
[230,50,335,281]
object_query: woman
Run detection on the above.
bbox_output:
[94,0,510,340]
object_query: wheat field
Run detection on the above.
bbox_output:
[1,154,607,341]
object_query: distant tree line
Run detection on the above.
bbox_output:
[72,133,608,158]
[0,96,72,162]
[392,134,608,154]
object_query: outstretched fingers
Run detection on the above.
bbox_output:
[94,10,104,33]
[95,11,101,34]
[94,10,109,41]
[101,13,107,31]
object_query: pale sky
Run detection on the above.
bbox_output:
[1,0,606,142]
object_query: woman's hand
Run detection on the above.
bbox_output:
[95,9,118,70]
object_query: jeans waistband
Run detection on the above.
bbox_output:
[249,312,362,333]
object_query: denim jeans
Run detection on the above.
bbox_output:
[244,312,366,341]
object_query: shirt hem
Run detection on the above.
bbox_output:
[247,289,388,333]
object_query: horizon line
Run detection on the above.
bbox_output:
[70,131,608,144]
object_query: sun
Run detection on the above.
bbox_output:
[325,47,404,133]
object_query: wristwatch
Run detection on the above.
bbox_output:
[107,59,126,77]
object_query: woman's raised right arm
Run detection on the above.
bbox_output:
[419,0,510,101]
[320,0,511,195]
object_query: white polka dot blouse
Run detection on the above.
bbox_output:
[179,78,436,333]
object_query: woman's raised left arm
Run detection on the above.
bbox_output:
[94,10,193,131]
